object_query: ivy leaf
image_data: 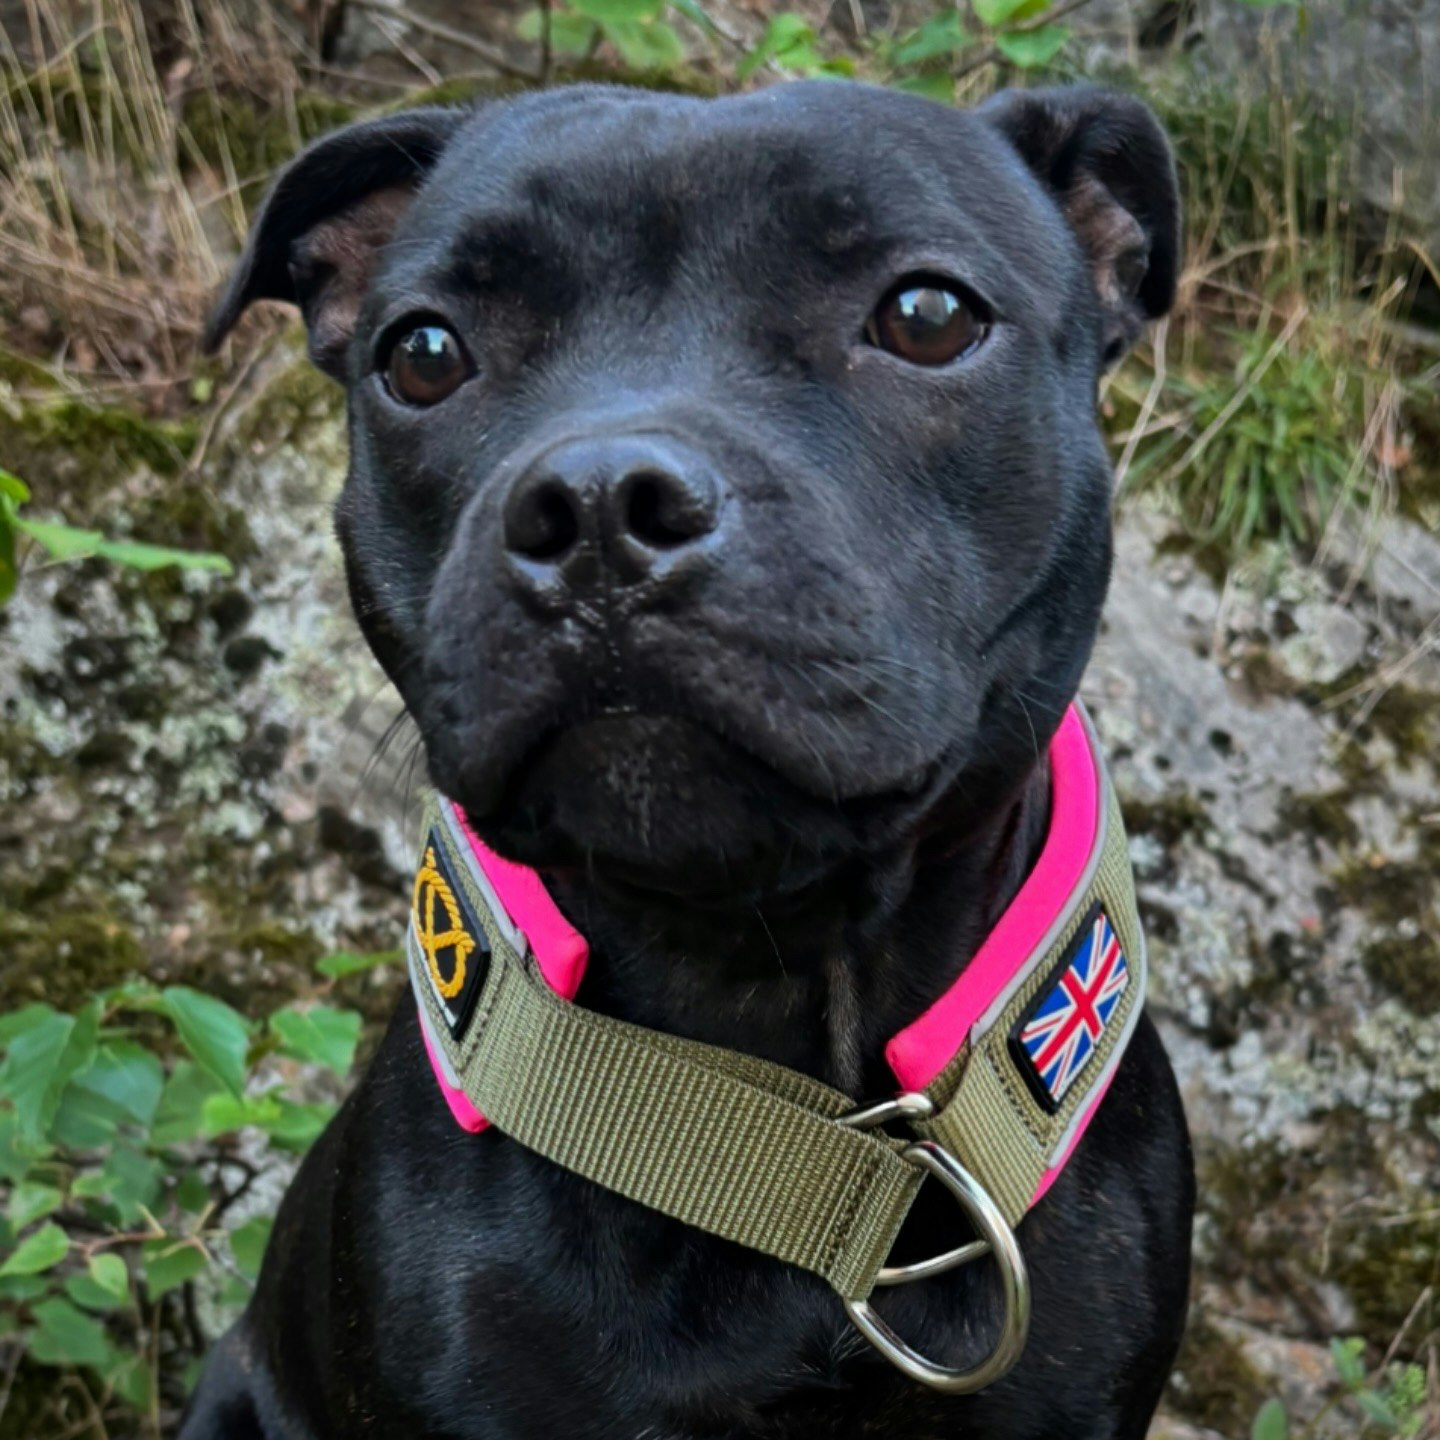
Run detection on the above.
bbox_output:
[0,1222,70,1276]
[0,1002,54,1047]
[270,1005,361,1078]
[29,1297,113,1368]
[142,1238,207,1299]
[1251,1398,1289,1440]
[1355,1391,1399,1431]
[994,24,1070,66]
[8,1181,63,1230]
[162,988,251,1097]
[89,537,231,574]
[315,948,401,979]
[229,1216,273,1280]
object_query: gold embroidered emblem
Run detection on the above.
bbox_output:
[412,845,477,1000]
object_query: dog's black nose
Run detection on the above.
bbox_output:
[502,436,722,593]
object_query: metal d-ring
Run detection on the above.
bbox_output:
[836,1094,990,1284]
[834,1097,1031,1394]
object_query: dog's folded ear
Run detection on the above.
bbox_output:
[204,107,466,377]
[980,86,1180,367]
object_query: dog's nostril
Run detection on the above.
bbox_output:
[623,470,713,551]
[507,478,581,562]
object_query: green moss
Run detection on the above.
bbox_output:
[179,90,357,199]
[1235,645,1298,703]
[1274,788,1359,850]
[0,394,199,495]
[0,908,145,1012]
[1330,854,1434,929]
[1122,791,1210,849]
[1361,933,1440,1015]
[1331,1209,1440,1337]
[226,354,343,454]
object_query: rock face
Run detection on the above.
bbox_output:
[2,346,1437,1433]
[1086,0,1440,258]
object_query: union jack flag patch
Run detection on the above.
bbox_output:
[1010,906,1130,1113]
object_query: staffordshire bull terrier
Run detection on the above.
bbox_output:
[187,79,1194,1440]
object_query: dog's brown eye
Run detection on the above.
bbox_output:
[385,324,469,406]
[866,282,986,366]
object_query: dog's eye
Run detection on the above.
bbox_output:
[865,281,987,366]
[384,324,470,406]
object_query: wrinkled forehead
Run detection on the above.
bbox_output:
[385,85,1050,300]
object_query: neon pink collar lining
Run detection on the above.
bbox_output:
[420,702,1104,1202]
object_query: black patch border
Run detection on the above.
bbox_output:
[1007,900,1124,1116]
[415,826,491,1042]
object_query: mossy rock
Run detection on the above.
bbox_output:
[1331,1209,1440,1337]
[1166,1312,1271,1436]
[1329,853,1435,929]
[0,908,146,1012]
[1362,932,1440,1015]
[1274,788,1360,851]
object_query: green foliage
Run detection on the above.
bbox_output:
[0,963,364,1430]
[1252,1337,1430,1439]
[0,465,231,607]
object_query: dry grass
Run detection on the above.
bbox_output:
[0,0,318,410]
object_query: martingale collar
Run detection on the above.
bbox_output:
[405,702,1146,1394]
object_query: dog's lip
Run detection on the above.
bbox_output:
[466,701,944,823]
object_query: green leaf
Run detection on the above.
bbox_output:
[316,947,402,978]
[0,1111,44,1184]
[8,1181,62,1230]
[152,1060,224,1145]
[972,0,1042,25]
[49,1083,125,1149]
[0,522,15,607]
[0,1221,69,1276]
[142,1238,207,1298]
[1356,1391,1399,1431]
[29,1297,112,1368]
[270,1005,361,1078]
[65,1271,125,1313]
[265,1099,336,1153]
[0,1000,100,1142]
[89,1253,129,1301]
[0,468,32,505]
[894,70,955,102]
[1332,1336,1368,1390]
[162,987,251,1097]
[201,1090,281,1136]
[174,1169,212,1214]
[82,1145,163,1226]
[738,12,816,79]
[9,515,106,561]
[515,8,598,54]
[994,24,1070,65]
[570,0,662,20]
[71,1042,165,1127]
[891,10,969,66]
[1252,1398,1289,1440]
[90,537,231,574]
[602,17,684,68]
[229,1216,273,1280]
[106,1349,151,1410]
[0,1274,47,1301]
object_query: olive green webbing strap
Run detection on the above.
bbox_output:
[413,726,1144,1303]
[450,940,923,1301]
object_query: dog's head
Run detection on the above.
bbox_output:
[211,83,1177,902]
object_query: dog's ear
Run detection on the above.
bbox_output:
[980,86,1180,366]
[204,107,466,378]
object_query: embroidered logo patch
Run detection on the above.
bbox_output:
[411,833,490,1040]
[1009,906,1130,1113]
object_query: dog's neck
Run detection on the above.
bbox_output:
[540,762,1052,1098]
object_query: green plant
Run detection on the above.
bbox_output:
[0,467,230,606]
[0,949,396,1433]
[1251,1337,1431,1439]
[517,0,686,71]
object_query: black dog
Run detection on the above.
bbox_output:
[187,80,1194,1439]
